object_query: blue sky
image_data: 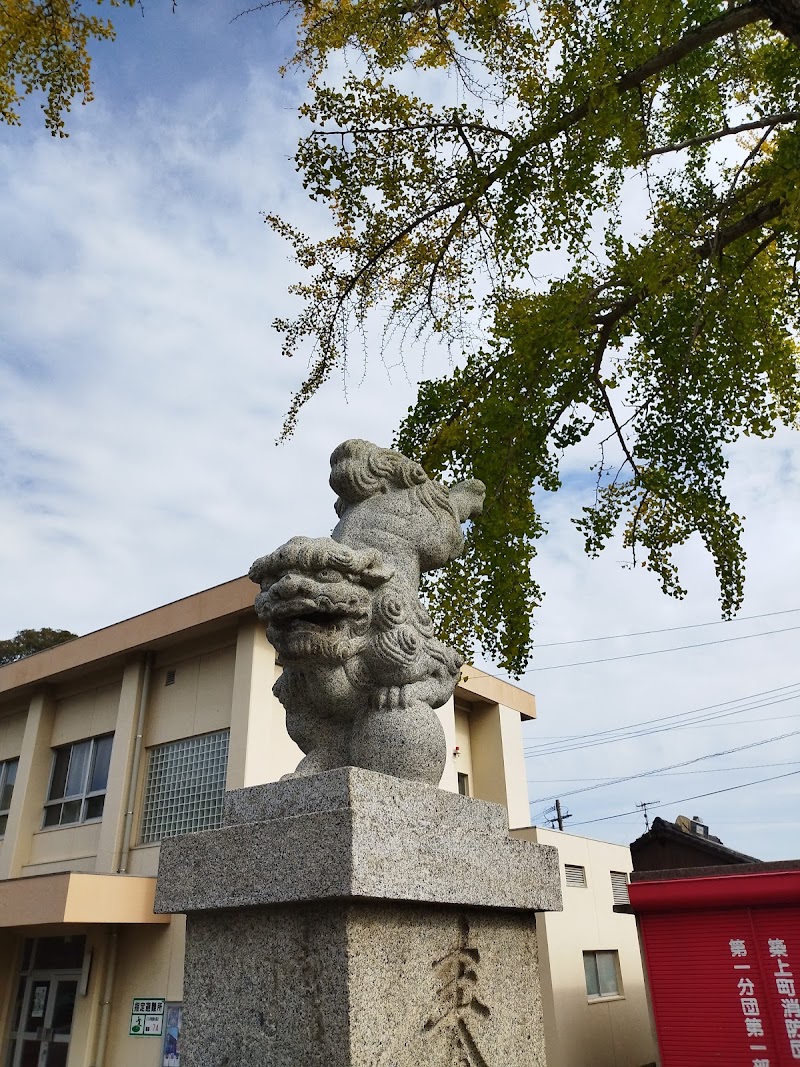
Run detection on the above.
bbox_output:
[1,2,798,860]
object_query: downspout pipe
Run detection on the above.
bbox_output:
[92,925,119,1067]
[118,651,152,874]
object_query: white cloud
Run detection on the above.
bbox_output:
[0,68,437,635]
[1,35,798,862]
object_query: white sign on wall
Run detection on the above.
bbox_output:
[129,998,165,1037]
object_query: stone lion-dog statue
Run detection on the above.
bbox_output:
[249,439,485,785]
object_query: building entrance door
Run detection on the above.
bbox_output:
[10,973,78,1067]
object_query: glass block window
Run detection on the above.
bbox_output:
[140,730,229,844]
[0,757,19,836]
[584,950,622,999]
[43,735,113,828]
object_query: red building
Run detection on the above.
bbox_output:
[629,860,800,1067]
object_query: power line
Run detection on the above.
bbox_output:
[525,687,800,756]
[525,680,800,747]
[524,684,800,752]
[526,702,799,755]
[567,767,800,828]
[522,622,800,673]
[525,707,800,749]
[526,711,799,745]
[529,760,800,782]
[529,729,800,803]
[707,819,800,826]
[531,606,800,648]
[653,713,800,728]
[526,690,800,744]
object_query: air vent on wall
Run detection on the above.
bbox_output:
[610,870,630,905]
[565,864,587,888]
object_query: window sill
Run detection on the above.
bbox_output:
[36,817,103,833]
[587,994,626,1004]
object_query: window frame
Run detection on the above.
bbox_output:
[42,734,113,829]
[0,756,19,837]
[583,950,623,1001]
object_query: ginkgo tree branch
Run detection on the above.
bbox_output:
[588,196,787,336]
[579,194,789,485]
[644,111,800,157]
[596,378,641,476]
[616,2,767,91]
[289,0,792,335]
[490,2,770,160]
[279,0,797,359]
[310,119,519,142]
[307,0,799,209]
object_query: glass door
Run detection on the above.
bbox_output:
[10,975,78,1067]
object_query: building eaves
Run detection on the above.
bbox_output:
[630,816,758,864]
[0,577,255,700]
[456,665,536,720]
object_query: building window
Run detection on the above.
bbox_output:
[457,772,470,796]
[140,729,229,844]
[42,735,113,828]
[584,950,622,999]
[565,863,587,888]
[0,757,19,836]
[19,935,87,972]
[610,870,630,905]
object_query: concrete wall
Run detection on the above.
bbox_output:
[0,711,25,872]
[453,703,474,791]
[51,681,120,748]
[513,827,656,1067]
[144,640,235,749]
[0,711,26,761]
[468,700,530,827]
[225,620,303,791]
[102,919,187,1067]
[25,822,102,874]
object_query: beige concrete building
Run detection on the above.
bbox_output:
[512,827,657,1067]
[0,578,534,1067]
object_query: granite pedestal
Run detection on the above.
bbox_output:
[155,767,561,1067]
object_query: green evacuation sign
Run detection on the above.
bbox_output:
[129,998,165,1037]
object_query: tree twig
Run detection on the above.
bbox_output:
[644,111,800,157]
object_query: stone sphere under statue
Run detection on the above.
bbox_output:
[249,439,485,785]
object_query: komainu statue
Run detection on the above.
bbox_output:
[249,440,485,785]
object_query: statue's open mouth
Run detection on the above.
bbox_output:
[267,597,368,635]
[286,611,343,628]
[281,611,359,633]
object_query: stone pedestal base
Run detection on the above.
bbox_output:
[155,768,561,1067]
[185,902,543,1067]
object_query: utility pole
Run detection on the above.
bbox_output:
[552,799,572,831]
[636,799,661,831]
[543,800,572,830]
